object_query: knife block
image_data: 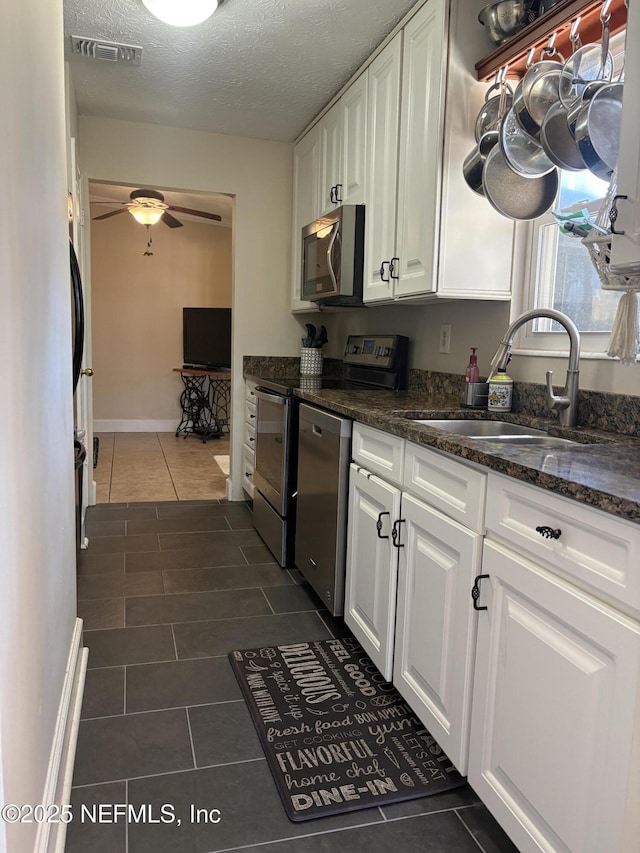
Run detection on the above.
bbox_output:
[300,347,323,377]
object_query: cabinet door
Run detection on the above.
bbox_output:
[394,0,447,299]
[393,493,481,775]
[291,125,321,311]
[345,463,401,681]
[341,71,368,206]
[469,539,640,853]
[363,32,402,303]
[319,101,343,215]
[610,0,640,274]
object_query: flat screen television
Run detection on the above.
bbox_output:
[182,307,232,370]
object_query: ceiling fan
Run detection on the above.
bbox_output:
[91,189,222,229]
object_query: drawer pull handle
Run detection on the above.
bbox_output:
[376,511,390,539]
[471,574,490,611]
[392,518,405,548]
[536,526,561,540]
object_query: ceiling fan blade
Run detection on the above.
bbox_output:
[161,211,183,229]
[168,205,222,222]
[92,209,127,221]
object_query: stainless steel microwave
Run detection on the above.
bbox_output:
[301,204,365,306]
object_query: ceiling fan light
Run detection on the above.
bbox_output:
[129,205,164,226]
[141,0,219,27]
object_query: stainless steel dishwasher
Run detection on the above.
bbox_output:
[295,403,352,616]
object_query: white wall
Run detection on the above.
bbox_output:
[79,116,301,497]
[0,2,77,851]
[91,212,232,424]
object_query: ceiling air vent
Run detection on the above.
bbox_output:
[70,36,143,66]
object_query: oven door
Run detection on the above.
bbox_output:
[254,388,292,516]
[302,213,342,300]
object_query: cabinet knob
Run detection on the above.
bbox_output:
[379,260,390,283]
[389,257,400,280]
[334,183,343,204]
[471,574,490,611]
[80,368,94,377]
[535,525,561,540]
[329,185,337,204]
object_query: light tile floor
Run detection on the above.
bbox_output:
[94,432,230,503]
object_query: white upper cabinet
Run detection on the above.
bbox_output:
[290,0,514,311]
[364,0,513,304]
[364,34,403,302]
[319,101,343,215]
[340,72,368,207]
[393,0,447,299]
[290,123,321,312]
[610,0,640,274]
[318,71,369,215]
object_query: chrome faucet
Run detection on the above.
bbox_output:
[490,308,581,428]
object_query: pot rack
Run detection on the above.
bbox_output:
[475,0,627,81]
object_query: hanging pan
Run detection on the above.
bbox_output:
[539,19,587,171]
[574,80,624,180]
[519,38,565,130]
[483,144,558,221]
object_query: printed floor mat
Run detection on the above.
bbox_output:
[229,636,465,821]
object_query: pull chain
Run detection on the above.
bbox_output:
[143,224,153,256]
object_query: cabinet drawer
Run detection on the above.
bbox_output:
[486,472,640,618]
[352,423,404,486]
[242,445,255,497]
[245,422,256,450]
[245,398,257,426]
[403,442,486,533]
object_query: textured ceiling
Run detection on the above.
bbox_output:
[64,0,421,143]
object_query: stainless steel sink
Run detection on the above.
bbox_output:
[410,419,577,446]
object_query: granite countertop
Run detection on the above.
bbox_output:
[284,386,640,525]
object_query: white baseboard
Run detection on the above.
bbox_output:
[94,419,178,432]
[34,619,88,853]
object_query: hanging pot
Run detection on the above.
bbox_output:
[573,81,624,180]
[558,0,614,108]
[512,78,542,139]
[463,130,500,195]
[483,144,558,220]
[500,107,556,178]
[475,81,513,141]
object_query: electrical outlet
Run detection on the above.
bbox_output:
[439,324,451,354]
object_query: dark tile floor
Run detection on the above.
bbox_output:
[68,499,519,853]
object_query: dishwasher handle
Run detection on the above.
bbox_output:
[312,424,322,436]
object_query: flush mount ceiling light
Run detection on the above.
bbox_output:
[141,0,219,27]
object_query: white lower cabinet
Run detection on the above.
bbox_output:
[345,424,640,852]
[345,424,485,773]
[345,463,401,681]
[469,538,640,853]
[393,492,481,775]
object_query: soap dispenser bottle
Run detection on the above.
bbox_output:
[465,348,480,383]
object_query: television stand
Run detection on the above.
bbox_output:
[173,368,231,443]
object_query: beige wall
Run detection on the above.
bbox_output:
[1,2,78,850]
[91,211,232,423]
[79,115,302,497]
